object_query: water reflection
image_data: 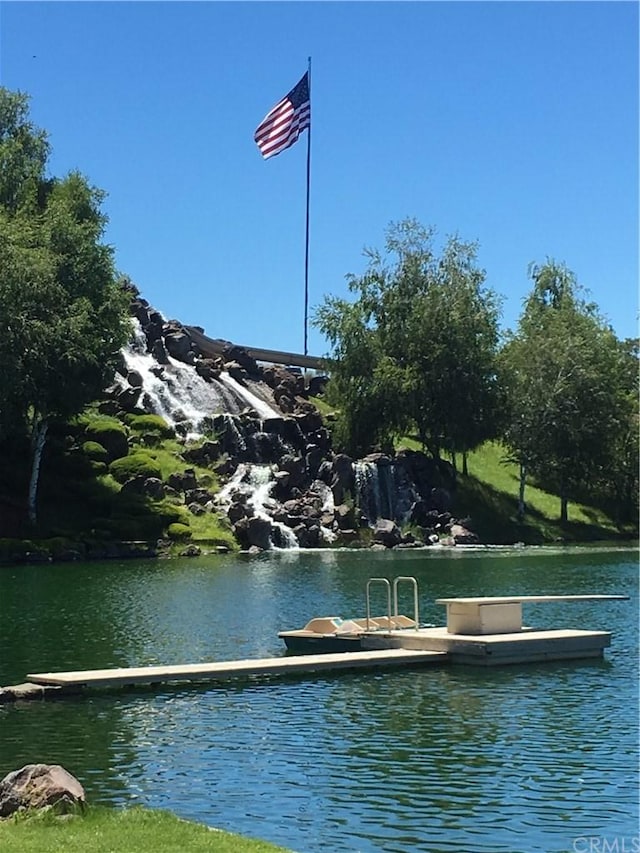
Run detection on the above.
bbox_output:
[0,546,637,853]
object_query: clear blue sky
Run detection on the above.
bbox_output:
[1,1,637,355]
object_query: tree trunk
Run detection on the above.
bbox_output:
[28,417,48,526]
[462,451,469,477]
[560,494,568,524]
[517,463,526,521]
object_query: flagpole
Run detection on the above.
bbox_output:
[303,56,312,357]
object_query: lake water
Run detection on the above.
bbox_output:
[0,545,638,853]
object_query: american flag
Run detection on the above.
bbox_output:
[254,72,311,160]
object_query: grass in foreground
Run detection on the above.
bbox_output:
[0,805,293,853]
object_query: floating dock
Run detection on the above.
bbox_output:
[1,588,626,703]
[361,626,613,665]
[26,647,447,690]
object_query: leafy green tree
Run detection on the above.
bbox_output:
[501,260,632,523]
[590,337,639,523]
[314,219,503,461]
[0,87,130,525]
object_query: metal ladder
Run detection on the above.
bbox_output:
[365,576,420,631]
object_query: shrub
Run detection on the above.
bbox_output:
[109,453,162,484]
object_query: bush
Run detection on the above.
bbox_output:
[85,419,129,460]
[109,453,162,484]
[167,522,191,540]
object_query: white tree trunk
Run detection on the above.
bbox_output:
[28,417,48,526]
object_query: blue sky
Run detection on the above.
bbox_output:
[1,1,637,356]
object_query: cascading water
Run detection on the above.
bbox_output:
[309,480,338,544]
[217,464,299,549]
[355,460,417,527]
[120,320,280,438]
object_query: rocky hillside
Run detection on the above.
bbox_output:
[0,292,481,563]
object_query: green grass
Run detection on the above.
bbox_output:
[0,805,292,852]
[187,511,237,551]
[396,437,635,544]
[308,396,337,418]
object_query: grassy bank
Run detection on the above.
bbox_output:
[0,805,293,853]
[399,439,637,545]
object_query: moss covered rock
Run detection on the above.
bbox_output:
[85,420,129,461]
[125,414,175,438]
[109,453,162,484]
[82,441,109,462]
[167,522,191,540]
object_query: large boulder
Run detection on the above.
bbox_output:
[163,328,195,364]
[166,469,198,492]
[372,518,402,548]
[246,516,273,550]
[450,523,480,545]
[0,764,85,817]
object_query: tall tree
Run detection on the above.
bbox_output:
[501,260,632,523]
[0,88,130,525]
[314,219,503,460]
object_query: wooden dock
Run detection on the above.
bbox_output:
[362,627,613,666]
[27,647,447,689]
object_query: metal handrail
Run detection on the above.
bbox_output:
[393,576,420,631]
[366,578,392,630]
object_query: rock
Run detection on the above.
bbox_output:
[194,358,220,382]
[228,502,249,524]
[372,518,402,548]
[225,361,247,383]
[0,683,46,703]
[450,523,480,545]
[115,385,143,413]
[185,488,214,506]
[0,764,86,817]
[246,516,273,550]
[331,454,354,504]
[163,329,194,364]
[179,545,202,557]
[150,338,169,364]
[306,374,328,397]
[335,504,356,530]
[182,441,221,465]
[126,370,144,388]
[222,345,260,377]
[142,477,165,499]
[167,469,198,492]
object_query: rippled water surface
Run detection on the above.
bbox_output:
[0,546,638,852]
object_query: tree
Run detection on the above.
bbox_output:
[0,88,130,525]
[501,260,632,523]
[314,219,503,461]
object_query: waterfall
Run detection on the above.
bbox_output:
[355,459,417,527]
[354,461,384,525]
[219,373,280,420]
[217,464,298,549]
[120,320,280,438]
[309,480,338,544]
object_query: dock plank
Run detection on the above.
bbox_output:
[27,648,447,688]
[435,594,629,605]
